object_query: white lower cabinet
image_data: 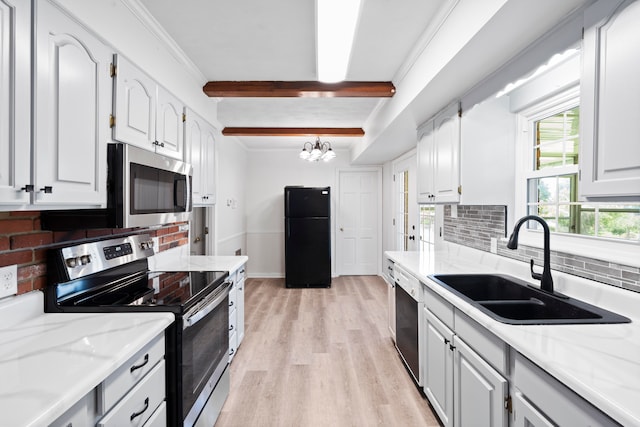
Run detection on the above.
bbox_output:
[512,390,554,427]
[49,390,97,427]
[96,333,166,427]
[423,308,454,427]
[228,279,237,362]
[97,360,165,427]
[423,307,507,427]
[512,351,619,426]
[453,336,508,427]
[49,332,166,427]
[236,266,246,345]
[228,262,247,362]
[422,281,508,427]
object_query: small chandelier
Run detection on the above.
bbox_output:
[299,137,336,162]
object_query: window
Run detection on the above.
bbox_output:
[395,170,410,250]
[419,205,436,251]
[519,95,640,242]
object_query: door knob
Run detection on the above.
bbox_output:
[194,236,201,243]
[340,227,344,231]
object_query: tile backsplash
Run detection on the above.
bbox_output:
[0,211,189,295]
[443,205,640,293]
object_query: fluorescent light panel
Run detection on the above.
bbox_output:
[317,0,362,83]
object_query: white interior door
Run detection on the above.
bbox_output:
[337,169,380,275]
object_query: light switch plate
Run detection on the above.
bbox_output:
[0,265,18,299]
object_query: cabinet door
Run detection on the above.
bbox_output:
[580,0,640,199]
[201,123,217,203]
[156,86,184,160]
[185,108,204,202]
[453,336,508,427]
[113,54,157,151]
[433,103,461,203]
[34,0,111,206]
[424,308,454,427]
[0,0,30,205]
[417,120,435,203]
[512,390,554,427]
[388,279,396,341]
[236,267,245,345]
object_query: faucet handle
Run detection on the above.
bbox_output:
[530,259,543,281]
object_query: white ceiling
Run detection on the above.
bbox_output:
[137,0,447,151]
[137,0,592,161]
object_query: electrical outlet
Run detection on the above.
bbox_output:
[490,237,498,254]
[0,265,18,299]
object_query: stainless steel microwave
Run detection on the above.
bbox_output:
[41,143,192,230]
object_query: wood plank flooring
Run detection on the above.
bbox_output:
[215,276,440,427]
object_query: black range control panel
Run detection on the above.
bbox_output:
[103,243,133,260]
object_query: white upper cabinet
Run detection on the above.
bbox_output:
[0,0,30,206]
[185,108,216,205]
[33,0,112,207]
[156,87,185,159]
[417,102,461,204]
[417,120,435,203]
[580,0,640,200]
[113,54,184,160]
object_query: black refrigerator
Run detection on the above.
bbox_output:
[284,186,331,288]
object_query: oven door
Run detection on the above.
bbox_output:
[182,281,231,427]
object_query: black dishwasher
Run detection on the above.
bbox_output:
[395,278,421,385]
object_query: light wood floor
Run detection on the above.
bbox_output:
[215,276,440,427]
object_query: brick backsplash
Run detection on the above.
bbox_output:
[444,205,640,293]
[0,211,189,295]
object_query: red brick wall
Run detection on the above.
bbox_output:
[0,211,189,295]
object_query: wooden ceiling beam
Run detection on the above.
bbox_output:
[204,81,395,98]
[221,127,364,137]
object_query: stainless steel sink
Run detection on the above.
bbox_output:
[429,274,630,325]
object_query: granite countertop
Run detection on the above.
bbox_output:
[0,291,174,427]
[385,244,640,426]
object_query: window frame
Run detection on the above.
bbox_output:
[514,86,640,267]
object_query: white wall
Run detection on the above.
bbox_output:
[215,136,248,256]
[245,148,359,277]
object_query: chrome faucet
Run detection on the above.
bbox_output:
[507,215,554,294]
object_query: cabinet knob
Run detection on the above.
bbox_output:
[39,186,53,194]
[21,184,34,193]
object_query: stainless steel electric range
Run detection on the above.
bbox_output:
[44,233,230,427]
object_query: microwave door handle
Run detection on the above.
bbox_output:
[186,174,192,210]
[173,177,189,210]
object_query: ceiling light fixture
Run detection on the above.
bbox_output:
[299,137,336,162]
[317,0,362,83]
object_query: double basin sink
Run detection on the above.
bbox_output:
[429,274,630,325]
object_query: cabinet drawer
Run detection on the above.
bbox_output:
[228,284,237,312]
[228,308,237,338]
[49,390,96,427]
[143,401,166,427]
[98,333,164,413]
[236,265,246,282]
[384,258,395,283]
[513,352,619,426]
[454,310,507,375]
[394,264,421,302]
[424,284,454,330]
[229,331,237,361]
[97,360,166,427]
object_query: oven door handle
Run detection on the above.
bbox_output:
[183,281,231,330]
